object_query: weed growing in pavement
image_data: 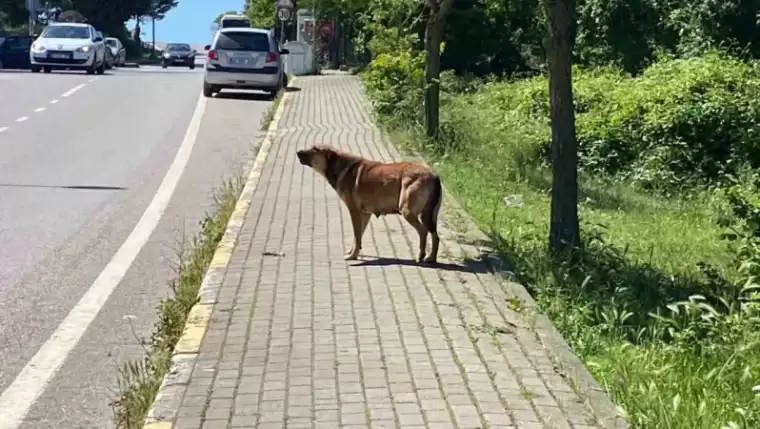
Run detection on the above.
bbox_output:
[362,52,760,428]
[110,177,243,429]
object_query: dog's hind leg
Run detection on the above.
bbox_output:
[403,213,428,263]
[421,176,442,263]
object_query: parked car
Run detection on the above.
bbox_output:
[203,27,288,99]
[161,43,196,69]
[104,37,126,67]
[96,31,114,69]
[29,22,106,74]
[0,34,33,69]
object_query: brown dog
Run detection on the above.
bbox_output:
[296,144,442,263]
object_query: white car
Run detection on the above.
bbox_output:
[29,22,106,74]
[203,27,288,99]
[105,37,126,67]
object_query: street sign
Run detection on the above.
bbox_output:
[276,0,294,8]
[277,8,291,22]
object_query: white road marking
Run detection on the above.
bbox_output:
[0,127,8,133]
[0,93,208,429]
[49,99,59,104]
[61,83,86,97]
[15,117,28,123]
[34,107,46,113]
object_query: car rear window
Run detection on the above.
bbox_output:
[215,32,269,51]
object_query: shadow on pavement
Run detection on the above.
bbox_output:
[0,183,127,191]
[350,255,492,274]
[213,91,273,101]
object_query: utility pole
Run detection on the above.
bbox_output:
[26,0,40,36]
[312,0,317,73]
[151,14,156,57]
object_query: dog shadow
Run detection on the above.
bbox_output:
[350,256,492,274]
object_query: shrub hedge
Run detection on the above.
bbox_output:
[364,50,760,192]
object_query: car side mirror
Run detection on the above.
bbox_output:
[204,44,211,51]
[94,36,102,42]
[280,48,290,55]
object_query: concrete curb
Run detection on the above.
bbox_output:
[139,81,295,429]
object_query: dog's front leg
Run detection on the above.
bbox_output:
[345,209,370,260]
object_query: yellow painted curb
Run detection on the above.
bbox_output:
[173,304,212,354]
[142,422,172,429]
[139,78,296,429]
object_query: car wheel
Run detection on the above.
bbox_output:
[43,66,52,73]
[203,83,215,98]
[30,65,41,73]
[189,64,195,70]
[161,63,168,69]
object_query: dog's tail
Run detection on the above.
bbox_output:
[422,174,442,234]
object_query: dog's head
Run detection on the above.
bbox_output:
[296,143,337,175]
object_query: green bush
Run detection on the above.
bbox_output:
[362,33,425,126]
[371,51,760,191]
[576,52,760,190]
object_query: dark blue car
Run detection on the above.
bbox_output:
[0,34,33,69]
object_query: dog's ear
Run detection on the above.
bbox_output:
[323,146,335,161]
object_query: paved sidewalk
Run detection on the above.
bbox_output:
[151,76,618,429]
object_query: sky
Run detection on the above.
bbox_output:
[126,0,244,45]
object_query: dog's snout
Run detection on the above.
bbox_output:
[296,150,309,165]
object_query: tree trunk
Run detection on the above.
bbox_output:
[543,0,580,254]
[424,18,444,139]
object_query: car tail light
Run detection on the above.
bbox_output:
[266,52,277,63]
[207,49,218,60]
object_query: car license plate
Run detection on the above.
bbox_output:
[230,58,249,65]
[51,53,69,59]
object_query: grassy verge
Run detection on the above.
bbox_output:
[110,177,244,429]
[364,72,760,427]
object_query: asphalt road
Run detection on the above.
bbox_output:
[0,60,272,428]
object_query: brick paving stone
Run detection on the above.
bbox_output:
[170,75,609,428]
